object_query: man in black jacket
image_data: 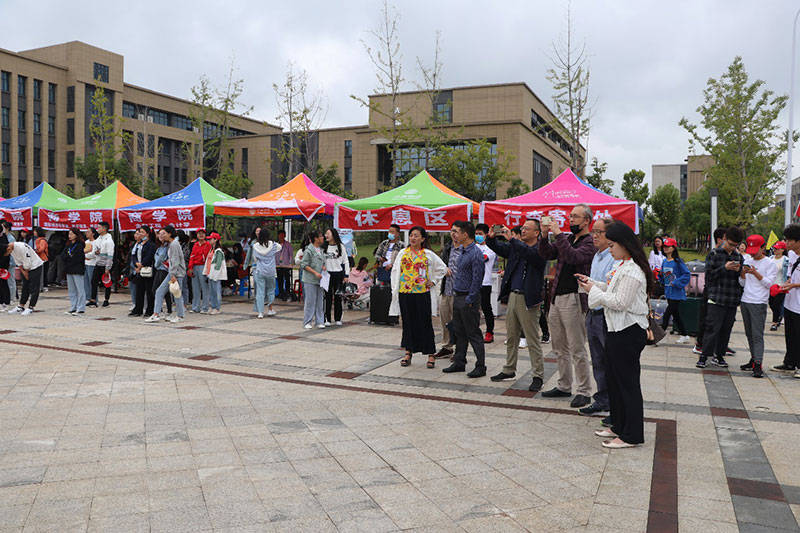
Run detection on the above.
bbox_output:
[130,226,157,317]
[486,219,547,392]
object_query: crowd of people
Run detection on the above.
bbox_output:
[2,207,800,449]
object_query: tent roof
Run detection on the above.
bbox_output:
[492,169,634,206]
[62,181,147,210]
[337,170,479,213]
[119,178,235,215]
[0,182,74,213]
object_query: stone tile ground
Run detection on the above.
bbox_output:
[0,288,799,532]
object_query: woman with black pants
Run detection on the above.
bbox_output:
[323,228,350,326]
[131,226,157,317]
[577,221,653,449]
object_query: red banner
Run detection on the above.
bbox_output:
[480,203,638,233]
[117,205,206,232]
[0,208,33,231]
[39,208,114,231]
[336,204,472,231]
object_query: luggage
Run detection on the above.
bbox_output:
[686,272,705,296]
[678,297,702,335]
[369,284,394,325]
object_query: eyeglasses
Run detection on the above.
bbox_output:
[591,230,606,235]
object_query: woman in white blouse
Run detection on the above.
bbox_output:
[576,221,653,449]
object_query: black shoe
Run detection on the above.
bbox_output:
[710,356,728,368]
[740,359,754,371]
[541,387,571,398]
[770,363,797,372]
[435,347,454,359]
[541,335,550,344]
[770,324,779,331]
[467,366,486,378]
[601,416,613,427]
[753,364,764,378]
[579,402,610,417]
[102,300,110,307]
[725,346,736,355]
[87,301,98,308]
[441,364,465,373]
[695,358,707,369]
[128,312,142,317]
[528,377,543,392]
[570,394,591,408]
[490,372,516,382]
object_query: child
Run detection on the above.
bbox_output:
[660,238,691,343]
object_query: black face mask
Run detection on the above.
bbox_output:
[569,224,583,234]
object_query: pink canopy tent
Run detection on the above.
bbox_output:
[480,169,639,232]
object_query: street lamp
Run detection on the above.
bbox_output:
[786,7,800,226]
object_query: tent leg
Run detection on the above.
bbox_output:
[284,218,292,242]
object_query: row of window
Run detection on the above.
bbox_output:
[0,143,56,169]
[1,107,56,135]
[530,110,574,158]
[0,73,57,102]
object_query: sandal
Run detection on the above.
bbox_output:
[426,355,435,369]
[400,352,412,367]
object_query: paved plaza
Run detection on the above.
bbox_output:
[1,289,800,532]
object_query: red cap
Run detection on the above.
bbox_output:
[207,232,221,240]
[101,272,113,287]
[0,268,8,280]
[773,241,786,250]
[771,284,788,298]
[745,234,765,255]
[662,238,677,247]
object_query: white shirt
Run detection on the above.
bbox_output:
[85,238,98,266]
[476,243,496,286]
[324,243,350,275]
[9,242,44,271]
[383,243,396,267]
[648,250,664,270]
[773,255,788,284]
[785,251,800,314]
[588,259,649,332]
[739,255,777,305]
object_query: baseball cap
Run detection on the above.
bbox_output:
[0,268,8,280]
[207,232,221,240]
[773,241,786,250]
[770,284,788,298]
[662,238,677,247]
[745,234,765,255]
[101,272,113,287]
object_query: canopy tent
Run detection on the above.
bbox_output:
[334,170,479,231]
[39,181,147,231]
[480,169,639,232]
[117,178,235,232]
[0,183,75,231]
[213,173,346,220]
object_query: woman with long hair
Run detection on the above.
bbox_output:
[252,228,281,318]
[323,228,350,326]
[649,236,664,271]
[63,227,86,315]
[152,231,173,316]
[660,238,691,343]
[131,225,157,318]
[577,221,653,449]
[204,232,227,314]
[84,228,98,305]
[299,230,326,328]
[389,226,447,368]
[770,241,789,331]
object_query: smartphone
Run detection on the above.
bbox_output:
[541,215,553,226]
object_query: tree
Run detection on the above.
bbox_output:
[621,169,649,209]
[584,157,612,193]
[678,187,711,246]
[753,207,785,240]
[546,2,591,177]
[429,139,515,202]
[679,56,792,227]
[314,163,355,200]
[505,177,529,199]
[414,31,457,165]
[85,83,129,192]
[650,184,681,234]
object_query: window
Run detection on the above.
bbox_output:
[66,118,74,144]
[181,168,187,185]
[1,143,8,163]
[147,135,154,158]
[241,147,248,169]
[344,167,352,191]
[18,110,25,131]
[1,71,9,93]
[93,62,109,83]
[122,102,136,119]
[33,113,40,134]
[172,114,192,131]
[532,150,551,190]
[48,83,56,102]
[33,79,41,101]
[17,75,26,97]
[48,116,55,135]
[147,109,168,126]
[67,86,75,112]
[344,140,352,158]
[48,149,55,169]
[136,133,144,156]
[66,151,74,177]
[432,91,453,123]
[1,107,8,128]
[33,147,41,168]
[18,145,25,165]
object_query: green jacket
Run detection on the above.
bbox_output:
[299,245,325,285]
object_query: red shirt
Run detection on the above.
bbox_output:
[188,240,211,270]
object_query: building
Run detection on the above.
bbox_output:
[2,41,581,200]
[651,154,715,202]
[1,41,276,197]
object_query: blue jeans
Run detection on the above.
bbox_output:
[208,279,221,310]
[191,266,209,312]
[84,265,95,299]
[254,272,276,314]
[130,277,137,306]
[154,275,185,317]
[67,274,86,312]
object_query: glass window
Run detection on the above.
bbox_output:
[1,107,8,128]
[93,62,109,83]
[33,113,40,134]
[66,118,74,144]
[1,71,9,93]
[1,143,9,163]
[17,75,26,97]
[48,149,55,169]
[344,140,352,158]
[147,135,154,158]
[33,79,41,101]
[67,86,75,112]
[171,114,192,131]
[344,167,352,184]
[33,147,41,168]
[18,110,25,131]
[147,109,168,126]
[136,133,144,156]
[48,116,55,135]
[66,151,74,177]
[48,83,56,102]
[122,102,136,119]
[18,145,25,165]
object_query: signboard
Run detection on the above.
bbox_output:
[480,203,638,232]
[335,204,471,232]
[0,208,33,231]
[118,205,206,232]
[38,208,114,231]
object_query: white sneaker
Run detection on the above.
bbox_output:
[257,313,264,319]
[145,314,161,323]
[0,304,6,311]
[304,323,313,329]
[8,306,22,314]
[209,309,220,315]
[519,338,528,348]
[200,310,209,314]
[21,308,33,316]
[318,324,326,329]
[267,309,276,316]
[65,310,75,315]
[324,321,331,327]
[167,315,183,323]
[335,321,343,326]
[677,335,690,344]
[129,304,135,311]
[794,369,800,379]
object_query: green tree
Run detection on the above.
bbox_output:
[650,184,681,234]
[752,207,785,240]
[429,139,514,202]
[75,154,139,195]
[679,56,792,227]
[505,177,529,199]
[620,169,649,208]
[85,83,129,193]
[584,157,612,193]
[678,187,711,246]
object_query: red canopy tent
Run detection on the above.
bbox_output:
[480,169,639,232]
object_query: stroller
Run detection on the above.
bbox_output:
[339,281,370,310]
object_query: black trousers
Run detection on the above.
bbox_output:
[42,261,49,287]
[480,285,495,334]
[133,275,155,316]
[153,270,172,313]
[606,324,646,445]
[783,309,800,368]
[452,294,485,368]
[539,307,549,338]
[20,266,43,308]
[696,290,708,346]
[324,271,345,322]
[700,303,737,360]
[662,299,686,335]
[0,275,9,305]
[770,294,786,324]
[91,266,112,303]
[277,268,292,298]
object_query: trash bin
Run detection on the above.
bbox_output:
[679,297,702,335]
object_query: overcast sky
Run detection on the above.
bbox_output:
[2,0,798,195]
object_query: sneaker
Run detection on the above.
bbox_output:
[65,310,76,315]
[102,300,109,307]
[579,402,610,417]
[490,372,516,382]
[324,321,331,327]
[692,345,703,355]
[740,359,754,371]
[541,335,550,344]
[484,332,494,343]
[8,306,22,314]
[753,364,764,378]
[770,324,779,331]
[335,321,343,326]
[268,310,277,317]
[467,366,487,378]
[209,309,220,315]
[200,310,209,314]
[145,314,161,323]
[318,324,326,329]
[695,358,707,369]
[304,324,313,329]
[190,309,199,313]
[710,356,728,368]
[771,364,797,372]
[257,313,264,319]
[129,304,135,311]
[725,347,736,356]
[529,377,543,392]
[541,387,571,398]
[794,369,800,379]
[570,394,591,408]
[601,416,613,427]
[677,335,691,344]
[167,315,183,323]
[519,338,528,348]
[20,308,33,316]
[0,304,6,311]
[434,347,454,359]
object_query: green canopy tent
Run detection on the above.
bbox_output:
[0,183,75,230]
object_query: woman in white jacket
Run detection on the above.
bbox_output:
[204,232,227,314]
[389,226,447,368]
[251,229,282,319]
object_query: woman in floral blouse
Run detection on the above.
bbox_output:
[389,226,447,368]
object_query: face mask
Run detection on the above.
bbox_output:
[388,233,396,240]
[475,235,485,244]
[569,224,582,234]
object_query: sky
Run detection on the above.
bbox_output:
[1,0,798,196]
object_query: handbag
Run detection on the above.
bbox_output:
[646,297,666,345]
[139,266,153,278]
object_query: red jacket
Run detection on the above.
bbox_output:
[188,240,211,270]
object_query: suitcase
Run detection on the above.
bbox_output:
[369,285,395,325]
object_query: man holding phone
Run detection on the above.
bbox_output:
[737,234,776,378]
